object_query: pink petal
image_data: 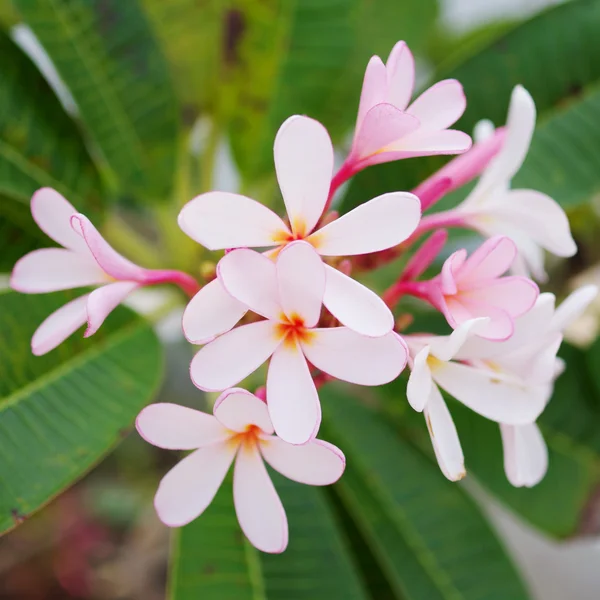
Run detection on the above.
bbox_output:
[182,278,247,344]
[190,321,281,392]
[260,437,345,485]
[31,294,89,355]
[500,422,548,488]
[71,214,147,281]
[356,55,388,129]
[213,388,274,434]
[136,403,230,449]
[382,129,472,158]
[432,361,547,424]
[352,104,419,160]
[266,342,321,445]
[385,40,415,111]
[85,281,139,337]
[11,248,108,293]
[403,230,448,282]
[427,317,490,361]
[218,249,281,320]
[154,443,236,527]
[30,188,87,251]
[301,328,407,386]
[457,236,516,282]
[444,298,514,341]
[178,191,289,251]
[425,385,465,481]
[407,79,466,132]
[440,249,466,295]
[274,116,333,236]
[233,442,288,553]
[407,346,432,412]
[552,285,598,332]
[309,192,420,256]
[323,264,393,337]
[276,241,325,327]
[462,276,539,319]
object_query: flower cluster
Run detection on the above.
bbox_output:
[11,41,596,553]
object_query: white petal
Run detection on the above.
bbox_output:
[154,443,236,527]
[190,321,281,391]
[218,249,281,320]
[85,281,139,336]
[214,388,274,434]
[31,294,89,355]
[274,116,333,236]
[385,129,472,155]
[30,188,87,251]
[425,386,465,481]
[302,329,407,386]
[500,423,548,487]
[178,191,289,250]
[11,248,108,293]
[407,346,432,412]
[182,278,247,344]
[427,317,490,361]
[260,437,345,485]
[234,442,288,553]
[552,285,598,333]
[136,403,230,449]
[309,192,421,256]
[266,342,321,445]
[276,241,325,327]
[432,361,546,424]
[323,264,393,337]
[407,79,466,132]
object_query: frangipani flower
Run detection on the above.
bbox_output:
[179,115,421,342]
[188,241,407,444]
[10,188,198,355]
[136,389,345,553]
[413,235,538,340]
[342,40,471,176]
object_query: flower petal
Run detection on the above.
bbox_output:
[462,276,539,319]
[425,385,465,481]
[428,317,490,361]
[266,342,321,445]
[323,264,393,337]
[357,55,387,128]
[218,249,281,320]
[260,437,345,485]
[552,285,598,332]
[214,388,274,434]
[407,346,432,412]
[85,281,139,337]
[234,442,288,553]
[310,192,421,256]
[500,422,548,487]
[178,191,289,251]
[71,214,147,281]
[385,40,414,111]
[31,294,89,355]
[432,361,547,424]
[383,129,472,158]
[444,298,514,341]
[182,278,247,344]
[154,443,236,527]
[302,329,407,386]
[458,235,516,282]
[276,241,325,327]
[274,116,333,236]
[30,187,87,251]
[190,321,281,392]
[136,403,230,449]
[11,248,108,293]
[407,79,466,132]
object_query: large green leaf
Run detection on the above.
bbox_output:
[0,289,163,535]
[341,0,600,213]
[169,471,367,599]
[222,0,436,183]
[321,384,530,600]
[14,0,179,199]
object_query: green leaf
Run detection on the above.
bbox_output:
[0,289,164,535]
[222,0,437,183]
[321,384,530,600]
[169,471,367,599]
[13,0,180,199]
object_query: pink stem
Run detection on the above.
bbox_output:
[324,159,359,213]
[413,210,469,238]
[383,280,432,309]
[142,270,200,298]
[401,230,448,282]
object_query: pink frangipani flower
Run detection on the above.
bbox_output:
[136,389,345,553]
[179,115,421,342]
[340,40,471,179]
[10,188,198,355]
[188,241,407,445]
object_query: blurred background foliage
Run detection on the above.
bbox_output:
[1,0,600,599]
